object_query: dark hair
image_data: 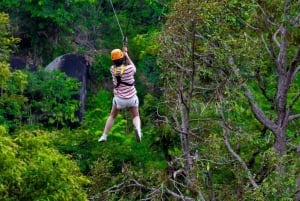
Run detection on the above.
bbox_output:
[113,58,125,66]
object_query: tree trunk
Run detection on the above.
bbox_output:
[179,99,192,177]
[273,128,287,156]
[296,146,300,200]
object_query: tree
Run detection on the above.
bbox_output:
[25,69,81,128]
[0,12,19,91]
[227,0,300,157]
[158,0,299,200]
[0,0,100,64]
[226,0,300,199]
[0,127,90,200]
[0,12,26,131]
[158,1,228,200]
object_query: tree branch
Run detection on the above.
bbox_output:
[228,55,277,133]
[273,27,281,48]
[275,26,288,77]
[218,94,259,188]
[156,105,169,124]
[165,186,195,201]
[288,92,300,111]
[257,3,277,26]
[292,65,300,82]
[289,46,300,81]
[289,114,300,122]
[261,33,276,60]
[173,61,191,72]
[255,67,273,102]
[290,13,300,27]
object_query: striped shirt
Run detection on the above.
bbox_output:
[110,64,136,99]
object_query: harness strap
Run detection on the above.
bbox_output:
[113,65,126,76]
[113,65,135,88]
[115,76,135,88]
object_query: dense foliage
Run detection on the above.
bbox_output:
[158,0,300,200]
[0,127,90,200]
[0,0,299,200]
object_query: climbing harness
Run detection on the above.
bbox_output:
[112,65,134,136]
[113,65,135,88]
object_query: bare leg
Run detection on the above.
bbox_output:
[103,104,119,134]
[129,107,142,142]
[98,104,119,142]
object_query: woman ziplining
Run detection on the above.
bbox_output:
[98,0,142,143]
[98,47,142,142]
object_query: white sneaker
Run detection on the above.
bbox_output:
[98,134,107,142]
[135,129,142,142]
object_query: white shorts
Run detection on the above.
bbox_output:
[113,95,139,109]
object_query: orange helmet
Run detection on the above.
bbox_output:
[111,49,124,61]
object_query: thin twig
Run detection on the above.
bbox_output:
[218,93,259,188]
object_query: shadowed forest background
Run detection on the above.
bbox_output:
[0,0,299,200]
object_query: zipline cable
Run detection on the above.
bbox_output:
[123,0,136,46]
[108,0,136,46]
[109,0,125,43]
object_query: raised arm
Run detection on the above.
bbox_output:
[122,47,134,66]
